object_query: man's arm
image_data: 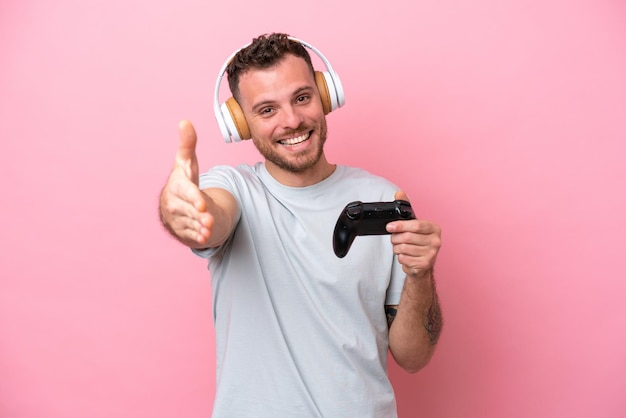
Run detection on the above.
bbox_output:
[159,120,238,249]
[386,271,443,373]
[385,191,443,374]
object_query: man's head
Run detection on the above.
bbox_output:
[218,33,337,185]
[227,33,314,102]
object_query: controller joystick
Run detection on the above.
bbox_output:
[332,200,416,258]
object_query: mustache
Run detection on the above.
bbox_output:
[279,124,311,137]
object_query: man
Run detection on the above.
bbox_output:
[159,33,442,417]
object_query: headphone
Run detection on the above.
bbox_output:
[213,37,345,143]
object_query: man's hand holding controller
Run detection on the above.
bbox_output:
[387,191,441,280]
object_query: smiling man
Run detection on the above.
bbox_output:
[237,53,331,185]
[159,33,443,418]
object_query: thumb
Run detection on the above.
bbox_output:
[175,120,199,178]
[394,190,410,202]
[177,119,198,157]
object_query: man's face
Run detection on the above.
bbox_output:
[237,54,328,175]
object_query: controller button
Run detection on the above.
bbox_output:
[346,203,361,220]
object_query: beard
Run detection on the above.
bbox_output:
[252,119,328,174]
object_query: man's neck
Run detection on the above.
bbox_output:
[264,159,336,187]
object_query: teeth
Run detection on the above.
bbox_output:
[280,132,310,145]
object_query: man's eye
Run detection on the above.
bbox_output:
[296,95,310,103]
[260,108,274,115]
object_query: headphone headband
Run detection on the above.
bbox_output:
[213,36,345,143]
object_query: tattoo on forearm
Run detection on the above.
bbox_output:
[424,296,443,345]
[385,305,398,328]
[386,278,443,345]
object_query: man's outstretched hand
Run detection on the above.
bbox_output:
[159,120,213,247]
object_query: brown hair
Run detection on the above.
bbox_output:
[227,33,314,101]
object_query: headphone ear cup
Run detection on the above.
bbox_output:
[314,71,333,115]
[224,97,251,140]
[315,70,344,114]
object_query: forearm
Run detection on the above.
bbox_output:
[388,269,443,373]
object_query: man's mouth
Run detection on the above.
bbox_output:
[279,131,311,146]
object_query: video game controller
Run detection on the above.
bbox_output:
[332,200,416,258]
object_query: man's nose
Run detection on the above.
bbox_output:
[280,105,304,129]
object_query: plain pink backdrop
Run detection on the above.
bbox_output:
[1,0,625,417]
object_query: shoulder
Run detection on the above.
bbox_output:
[198,163,262,190]
[336,165,399,195]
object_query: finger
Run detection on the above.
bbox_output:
[390,230,435,247]
[183,210,213,244]
[170,217,210,245]
[394,190,410,202]
[179,214,211,240]
[388,219,439,235]
[393,239,440,269]
[164,193,212,241]
[170,176,208,212]
[390,228,442,263]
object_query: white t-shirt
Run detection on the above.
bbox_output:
[194,163,406,418]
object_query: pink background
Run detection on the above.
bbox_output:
[1,0,625,417]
